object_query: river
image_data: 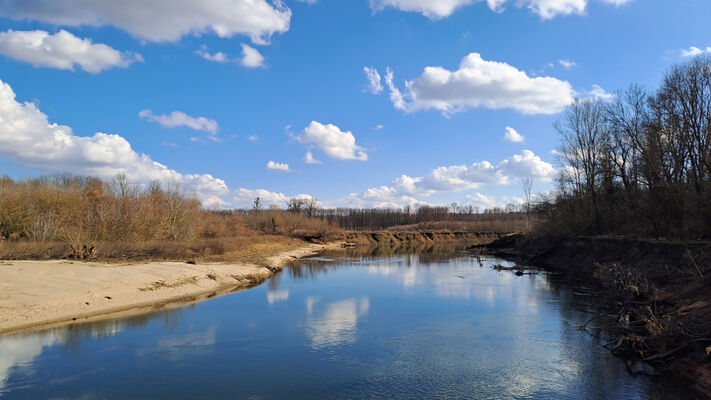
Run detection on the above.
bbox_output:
[0,248,692,399]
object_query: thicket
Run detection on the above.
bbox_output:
[0,175,336,260]
[536,55,711,240]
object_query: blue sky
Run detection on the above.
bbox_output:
[0,0,709,209]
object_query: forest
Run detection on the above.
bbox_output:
[537,55,711,240]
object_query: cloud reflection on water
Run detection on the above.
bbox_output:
[303,297,370,349]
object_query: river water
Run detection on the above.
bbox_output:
[0,249,692,399]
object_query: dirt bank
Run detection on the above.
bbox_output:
[482,234,711,397]
[0,241,339,335]
[338,231,507,247]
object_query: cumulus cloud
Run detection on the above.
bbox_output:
[297,121,368,161]
[240,44,265,68]
[558,59,577,69]
[465,192,496,208]
[335,150,556,208]
[525,0,586,19]
[497,149,557,181]
[0,29,141,73]
[681,46,711,58]
[304,151,322,164]
[385,53,575,115]
[266,160,291,172]
[232,188,315,208]
[370,0,628,19]
[196,48,229,63]
[0,0,291,44]
[363,66,383,94]
[600,0,632,5]
[196,44,264,68]
[369,0,474,19]
[0,79,229,203]
[139,109,219,141]
[586,84,615,101]
[503,126,524,143]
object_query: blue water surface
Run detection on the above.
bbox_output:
[0,250,691,399]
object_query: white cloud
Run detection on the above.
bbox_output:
[503,126,524,143]
[297,121,368,161]
[196,48,229,63]
[0,0,291,44]
[486,0,507,12]
[524,0,587,19]
[196,44,264,68]
[586,84,615,101]
[240,44,265,68]
[497,149,557,181]
[558,59,577,69]
[600,0,632,5]
[385,53,575,115]
[248,135,259,142]
[304,151,322,164]
[369,0,474,19]
[0,29,141,73]
[374,124,384,130]
[363,66,384,94]
[465,192,496,208]
[384,67,408,111]
[370,0,627,19]
[681,46,711,58]
[465,193,524,209]
[0,79,229,203]
[335,150,556,208]
[232,188,315,208]
[139,109,219,141]
[266,160,291,172]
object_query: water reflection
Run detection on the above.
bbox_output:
[304,297,370,349]
[266,290,290,305]
[0,249,695,399]
[0,329,67,390]
[0,308,188,394]
[155,327,217,359]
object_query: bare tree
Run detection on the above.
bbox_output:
[287,198,305,213]
[304,197,319,217]
[522,178,533,221]
[555,99,609,233]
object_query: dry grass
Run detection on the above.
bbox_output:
[243,210,340,241]
[0,175,338,262]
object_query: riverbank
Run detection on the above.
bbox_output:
[0,241,340,335]
[0,230,508,336]
[338,231,507,247]
[481,234,711,397]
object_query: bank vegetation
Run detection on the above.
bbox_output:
[535,55,711,240]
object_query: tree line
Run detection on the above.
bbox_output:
[539,55,711,239]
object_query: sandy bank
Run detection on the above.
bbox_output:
[0,242,337,335]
